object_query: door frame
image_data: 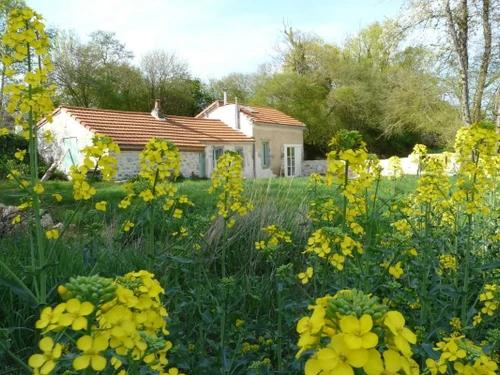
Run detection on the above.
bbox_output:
[283,144,302,177]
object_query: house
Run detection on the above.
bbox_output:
[38,99,306,180]
[196,95,306,178]
[38,102,254,180]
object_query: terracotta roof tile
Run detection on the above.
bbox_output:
[48,106,253,151]
[196,100,305,127]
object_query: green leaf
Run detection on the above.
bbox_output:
[166,256,193,264]
[0,276,38,308]
[476,262,500,271]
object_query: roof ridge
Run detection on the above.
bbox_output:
[61,105,151,116]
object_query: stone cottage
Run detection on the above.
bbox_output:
[38,101,254,180]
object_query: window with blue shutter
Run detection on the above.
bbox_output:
[262,141,270,168]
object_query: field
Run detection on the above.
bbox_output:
[2,128,500,375]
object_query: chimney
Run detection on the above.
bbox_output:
[235,97,240,130]
[151,99,164,120]
[223,88,228,105]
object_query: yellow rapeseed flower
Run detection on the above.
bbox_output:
[95,201,107,211]
[298,267,314,284]
[45,229,59,240]
[339,315,378,349]
[72,334,109,371]
[33,183,44,194]
[28,337,62,374]
[58,298,94,331]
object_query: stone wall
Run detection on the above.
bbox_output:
[180,152,200,178]
[113,150,202,181]
[302,160,329,177]
[113,151,141,180]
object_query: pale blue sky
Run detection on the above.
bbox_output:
[26,0,403,79]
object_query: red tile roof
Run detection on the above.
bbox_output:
[44,106,253,151]
[196,100,305,128]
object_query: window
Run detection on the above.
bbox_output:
[213,147,224,166]
[262,141,270,168]
[235,147,244,165]
[287,146,296,176]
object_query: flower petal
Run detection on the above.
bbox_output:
[66,299,80,314]
[361,332,379,349]
[383,350,402,373]
[58,313,74,327]
[40,360,55,374]
[39,337,54,352]
[93,334,110,352]
[73,355,90,370]
[359,314,373,333]
[28,354,46,369]
[347,348,369,368]
[305,359,322,375]
[76,335,93,351]
[363,349,384,375]
[340,315,358,334]
[79,301,94,316]
[335,361,355,375]
[91,355,107,371]
[72,316,88,331]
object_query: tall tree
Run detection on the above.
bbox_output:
[51,30,136,108]
[404,0,500,125]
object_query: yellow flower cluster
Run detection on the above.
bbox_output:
[454,122,500,216]
[380,261,404,279]
[409,144,427,174]
[1,8,55,138]
[68,135,120,200]
[29,271,181,375]
[304,228,363,271]
[296,290,419,375]
[387,156,404,179]
[438,254,458,275]
[426,335,497,375]
[120,139,192,225]
[209,151,253,227]
[255,224,292,251]
[138,138,181,184]
[474,284,498,324]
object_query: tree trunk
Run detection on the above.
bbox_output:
[444,0,472,125]
[496,88,500,129]
[472,0,492,123]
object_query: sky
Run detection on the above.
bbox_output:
[26,0,404,80]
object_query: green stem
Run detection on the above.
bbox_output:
[0,258,38,302]
[0,341,32,374]
[147,169,159,272]
[276,281,283,371]
[27,40,46,305]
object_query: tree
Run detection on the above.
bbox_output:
[206,72,258,103]
[404,0,500,125]
[51,30,137,108]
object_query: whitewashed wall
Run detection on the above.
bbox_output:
[201,104,254,137]
[204,143,254,178]
[302,154,460,177]
[37,110,94,174]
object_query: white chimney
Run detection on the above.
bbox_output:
[151,99,165,120]
[235,97,240,130]
[223,89,228,105]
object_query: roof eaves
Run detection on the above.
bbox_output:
[195,100,223,118]
[253,121,306,128]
